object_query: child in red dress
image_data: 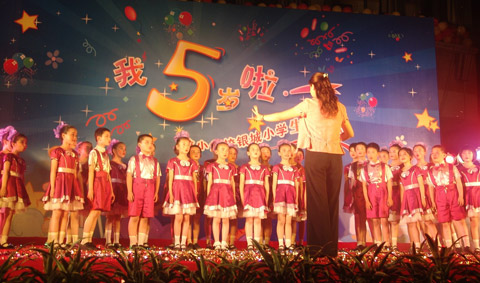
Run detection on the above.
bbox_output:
[348,142,371,250]
[105,139,128,248]
[427,145,469,250]
[204,140,237,250]
[398,147,426,251]
[272,139,299,250]
[127,134,161,248]
[259,143,273,247]
[163,131,198,250]
[43,123,84,247]
[343,143,358,214]
[81,128,115,249]
[228,144,241,249]
[413,143,438,239]
[293,148,306,247]
[388,143,403,250]
[187,144,203,249]
[0,131,30,248]
[240,143,270,250]
[361,143,393,247]
[457,146,480,251]
[0,126,16,243]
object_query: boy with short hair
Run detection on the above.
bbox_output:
[427,145,469,250]
[127,134,161,248]
[361,142,393,247]
[82,127,115,249]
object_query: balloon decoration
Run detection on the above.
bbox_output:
[3,52,36,86]
[124,6,137,21]
[355,92,378,118]
[179,11,192,26]
[3,59,18,75]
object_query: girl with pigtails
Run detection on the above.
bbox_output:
[43,122,84,247]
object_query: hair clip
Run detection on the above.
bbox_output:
[323,73,328,78]
[53,122,67,139]
[174,130,190,143]
[107,139,120,155]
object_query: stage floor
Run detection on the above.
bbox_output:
[1,237,480,281]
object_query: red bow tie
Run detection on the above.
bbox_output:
[142,155,153,160]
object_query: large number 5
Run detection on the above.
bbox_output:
[147,40,222,122]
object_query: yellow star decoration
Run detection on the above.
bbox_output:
[414,108,439,132]
[247,117,265,132]
[169,82,178,91]
[175,126,184,133]
[148,132,158,143]
[429,120,440,133]
[402,52,412,63]
[15,10,38,33]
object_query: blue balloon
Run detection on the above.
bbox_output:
[12,53,26,69]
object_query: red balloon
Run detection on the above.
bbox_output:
[368,97,378,107]
[300,27,309,38]
[3,59,18,75]
[124,6,137,21]
[179,11,192,26]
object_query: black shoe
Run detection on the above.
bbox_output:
[84,242,98,250]
[167,243,175,250]
[1,243,14,249]
[174,244,182,251]
[143,243,151,250]
[228,244,236,250]
[187,243,194,250]
[113,243,122,249]
[106,243,116,249]
[354,245,365,251]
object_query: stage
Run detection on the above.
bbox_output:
[1,237,480,282]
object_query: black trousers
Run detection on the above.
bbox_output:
[305,150,343,257]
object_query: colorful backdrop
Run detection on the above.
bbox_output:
[0,0,440,242]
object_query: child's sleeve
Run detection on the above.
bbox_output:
[272,165,279,175]
[50,148,61,160]
[126,156,135,176]
[239,164,246,176]
[156,161,162,177]
[88,150,96,167]
[192,160,199,173]
[166,158,174,171]
[359,168,366,183]
[452,166,461,180]
[385,165,393,181]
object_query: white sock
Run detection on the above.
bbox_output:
[114,232,120,244]
[246,236,253,246]
[445,239,453,248]
[285,238,292,248]
[81,232,89,244]
[473,239,480,249]
[254,237,260,245]
[214,241,221,248]
[221,241,228,249]
[138,233,146,246]
[181,236,187,246]
[58,231,66,244]
[105,230,112,244]
[129,235,137,246]
[392,237,398,247]
[463,235,471,248]
[47,232,58,244]
[357,241,365,246]
[414,242,420,249]
[66,234,72,244]
[174,236,180,246]
[375,240,382,245]
[71,235,78,243]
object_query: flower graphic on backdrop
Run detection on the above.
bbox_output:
[45,50,63,69]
